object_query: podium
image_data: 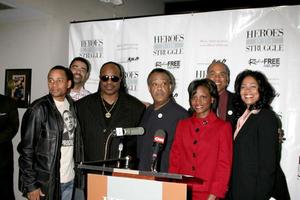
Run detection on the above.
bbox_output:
[78,164,190,200]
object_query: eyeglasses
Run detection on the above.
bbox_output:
[100,75,120,82]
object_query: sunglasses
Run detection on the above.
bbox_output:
[100,75,120,82]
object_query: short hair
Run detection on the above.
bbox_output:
[99,61,128,93]
[234,69,276,115]
[207,59,230,84]
[188,78,219,113]
[69,57,91,73]
[147,68,176,95]
[49,65,74,89]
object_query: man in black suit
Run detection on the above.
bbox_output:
[206,59,236,127]
[0,94,19,200]
[137,68,189,173]
[76,62,145,167]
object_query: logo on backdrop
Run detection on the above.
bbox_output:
[128,56,139,62]
[153,34,184,56]
[119,56,140,64]
[249,58,280,68]
[155,60,181,69]
[246,28,284,52]
[79,39,104,58]
[195,70,207,79]
[125,71,139,92]
[194,61,212,79]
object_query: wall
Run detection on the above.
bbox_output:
[0,0,164,199]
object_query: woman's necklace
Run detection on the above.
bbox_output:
[101,97,118,118]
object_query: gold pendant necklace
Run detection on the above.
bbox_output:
[101,97,118,118]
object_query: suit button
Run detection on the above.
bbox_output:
[193,153,196,158]
[192,166,195,171]
[195,128,200,133]
[193,140,197,144]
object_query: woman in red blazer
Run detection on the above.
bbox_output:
[169,79,233,200]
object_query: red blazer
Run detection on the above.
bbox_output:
[169,111,232,199]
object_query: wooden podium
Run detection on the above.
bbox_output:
[78,164,190,200]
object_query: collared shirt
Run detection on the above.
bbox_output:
[217,90,229,120]
[70,87,91,101]
[234,109,260,140]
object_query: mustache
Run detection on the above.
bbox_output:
[74,73,83,77]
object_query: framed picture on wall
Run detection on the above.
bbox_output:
[5,69,32,108]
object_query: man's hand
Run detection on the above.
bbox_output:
[27,188,45,200]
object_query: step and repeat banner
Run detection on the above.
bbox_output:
[69,5,300,199]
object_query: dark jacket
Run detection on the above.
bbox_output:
[76,91,145,167]
[229,108,289,200]
[0,94,19,200]
[137,99,189,172]
[225,90,236,129]
[18,94,83,200]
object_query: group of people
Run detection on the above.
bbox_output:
[2,56,288,200]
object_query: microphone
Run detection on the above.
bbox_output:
[116,142,123,168]
[125,155,132,169]
[151,129,166,172]
[112,127,144,137]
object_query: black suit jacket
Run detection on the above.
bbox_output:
[76,91,145,167]
[225,90,236,129]
[229,108,289,200]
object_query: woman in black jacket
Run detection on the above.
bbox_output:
[229,69,289,200]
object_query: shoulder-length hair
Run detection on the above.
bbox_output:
[188,78,219,113]
[234,69,276,116]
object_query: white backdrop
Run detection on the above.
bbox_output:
[69,5,300,199]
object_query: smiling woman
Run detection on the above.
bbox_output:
[229,69,290,200]
[169,78,232,200]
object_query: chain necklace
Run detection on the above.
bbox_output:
[101,97,118,118]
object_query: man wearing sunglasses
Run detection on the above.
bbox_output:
[76,61,145,168]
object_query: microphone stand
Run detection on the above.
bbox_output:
[103,130,114,171]
[103,131,126,172]
[151,159,158,172]
[82,157,127,165]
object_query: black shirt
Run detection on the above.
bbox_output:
[137,100,188,172]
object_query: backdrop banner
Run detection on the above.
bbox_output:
[69,5,300,199]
